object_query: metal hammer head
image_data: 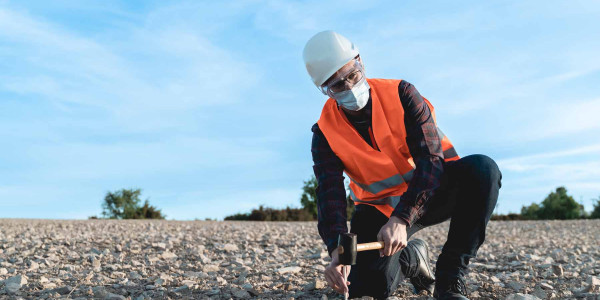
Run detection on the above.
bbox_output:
[337,233,357,265]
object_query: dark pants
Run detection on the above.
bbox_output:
[348,154,502,299]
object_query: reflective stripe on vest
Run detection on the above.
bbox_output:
[349,189,402,208]
[349,169,414,195]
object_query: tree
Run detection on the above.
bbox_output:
[537,187,581,220]
[591,196,600,219]
[300,175,318,219]
[519,187,582,220]
[101,188,165,219]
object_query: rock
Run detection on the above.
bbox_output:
[277,266,302,274]
[232,288,250,298]
[104,292,126,300]
[505,293,541,300]
[304,279,327,291]
[0,268,7,275]
[92,286,108,298]
[5,274,28,286]
[4,275,28,293]
[585,276,600,293]
[5,282,21,294]
[531,287,547,299]
[52,285,73,295]
[552,264,563,276]
[507,281,524,291]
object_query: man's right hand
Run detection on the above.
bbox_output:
[324,248,351,295]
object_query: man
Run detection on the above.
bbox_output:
[303,31,502,300]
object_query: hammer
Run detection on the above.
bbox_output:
[337,233,385,299]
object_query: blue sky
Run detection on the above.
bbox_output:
[1,0,599,220]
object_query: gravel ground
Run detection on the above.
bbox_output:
[0,219,598,299]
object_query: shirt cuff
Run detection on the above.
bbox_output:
[391,204,416,227]
[326,238,338,257]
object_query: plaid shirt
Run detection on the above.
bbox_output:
[311,80,445,255]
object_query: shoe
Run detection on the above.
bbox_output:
[433,274,468,300]
[401,239,435,295]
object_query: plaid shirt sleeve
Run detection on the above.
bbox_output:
[311,123,348,256]
[391,81,445,227]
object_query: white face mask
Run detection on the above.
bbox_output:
[332,78,370,111]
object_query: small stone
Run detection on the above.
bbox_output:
[161,251,177,259]
[5,274,28,286]
[315,279,326,289]
[92,257,101,270]
[0,268,7,275]
[223,244,239,252]
[153,243,167,250]
[540,282,553,290]
[277,266,302,274]
[261,275,272,281]
[203,264,219,272]
[28,261,39,271]
[173,285,190,293]
[505,293,541,300]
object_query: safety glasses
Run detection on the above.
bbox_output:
[319,59,365,97]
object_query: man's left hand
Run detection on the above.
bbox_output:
[376,216,408,257]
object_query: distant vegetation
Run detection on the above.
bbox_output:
[227,179,599,222]
[224,175,355,221]
[89,188,165,219]
[492,186,599,221]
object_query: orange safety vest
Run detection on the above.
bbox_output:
[317,78,459,217]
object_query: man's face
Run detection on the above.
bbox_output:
[320,57,364,97]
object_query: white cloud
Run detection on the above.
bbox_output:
[0,5,259,133]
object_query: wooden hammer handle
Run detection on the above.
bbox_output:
[356,241,385,252]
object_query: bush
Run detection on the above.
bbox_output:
[101,188,165,219]
[491,213,524,221]
[225,205,315,221]
[521,203,540,220]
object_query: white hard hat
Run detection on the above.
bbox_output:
[303,30,360,87]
